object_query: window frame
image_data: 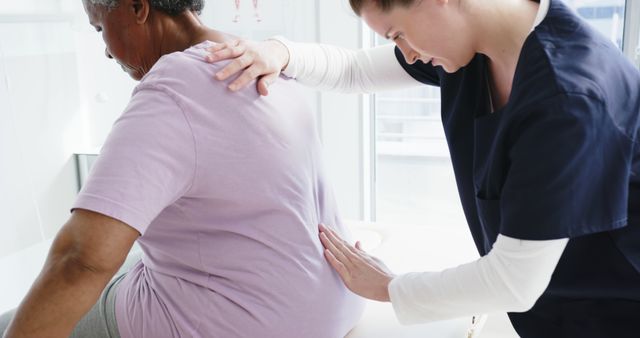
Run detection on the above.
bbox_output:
[623,0,640,67]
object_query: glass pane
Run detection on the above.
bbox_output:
[373,0,628,229]
[373,38,466,229]
[637,32,640,68]
[568,0,626,48]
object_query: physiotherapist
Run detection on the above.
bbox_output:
[205,0,640,337]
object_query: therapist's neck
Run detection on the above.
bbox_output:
[468,0,540,75]
[151,11,235,56]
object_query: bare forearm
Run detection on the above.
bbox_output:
[3,257,113,338]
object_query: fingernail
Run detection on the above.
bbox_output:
[229,84,237,91]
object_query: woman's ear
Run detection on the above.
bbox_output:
[132,0,150,24]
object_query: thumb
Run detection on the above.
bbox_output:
[355,241,363,251]
[257,72,279,96]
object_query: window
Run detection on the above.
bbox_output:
[371,36,465,229]
[570,0,626,47]
[637,33,640,67]
[370,0,635,230]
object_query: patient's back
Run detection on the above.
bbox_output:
[74,41,364,338]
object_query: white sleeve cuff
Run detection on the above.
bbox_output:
[266,35,298,78]
[389,272,440,325]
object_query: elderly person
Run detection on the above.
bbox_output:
[0,0,364,337]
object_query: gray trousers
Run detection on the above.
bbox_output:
[0,252,141,338]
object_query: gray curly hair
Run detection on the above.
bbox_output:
[87,0,204,15]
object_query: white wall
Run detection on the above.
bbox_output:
[0,8,136,259]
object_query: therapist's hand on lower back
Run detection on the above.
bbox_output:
[205,39,289,96]
[319,224,395,302]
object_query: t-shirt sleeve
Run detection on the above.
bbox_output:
[72,86,196,235]
[499,93,634,239]
[394,46,440,86]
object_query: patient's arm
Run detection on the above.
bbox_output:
[3,209,138,338]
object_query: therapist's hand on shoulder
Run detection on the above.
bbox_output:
[205,39,289,96]
[319,224,395,302]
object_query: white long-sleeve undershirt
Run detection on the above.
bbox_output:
[272,37,421,93]
[389,235,568,324]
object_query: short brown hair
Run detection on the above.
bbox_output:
[348,0,417,16]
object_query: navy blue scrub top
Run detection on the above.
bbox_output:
[395,0,640,337]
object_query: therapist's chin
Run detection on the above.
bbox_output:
[442,55,477,74]
[428,56,466,74]
[439,61,462,74]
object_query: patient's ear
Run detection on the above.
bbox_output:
[131,0,150,24]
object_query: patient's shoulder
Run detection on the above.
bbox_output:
[136,41,226,95]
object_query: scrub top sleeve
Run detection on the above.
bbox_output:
[72,87,196,235]
[394,46,440,86]
[499,93,633,239]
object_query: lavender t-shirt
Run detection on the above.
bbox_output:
[73,41,364,338]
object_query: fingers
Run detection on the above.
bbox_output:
[319,230,353,269]
[319,225,386,271]
[205,40,283,94]
[319,225,363,266]
[215,54,253,81]
[227,64,265,91]
[206,41,234,53]
[205,40,245,63]
[319,224,395,301]
[322,225,361,257]
[323,248,350,282]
